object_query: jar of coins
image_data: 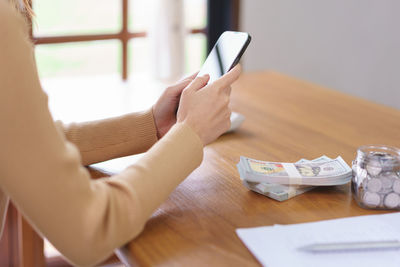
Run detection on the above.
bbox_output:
[352,145,400,210]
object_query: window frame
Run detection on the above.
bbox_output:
[31,0,207,80]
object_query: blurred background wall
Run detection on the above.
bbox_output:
[240,0,400,109]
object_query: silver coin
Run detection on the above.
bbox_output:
[362,192,381,207]
[379,188,393,195]
[366,160,382,176]
[383,163,398,172]
[366,178,382,193]
[382,172,398,179]
[384,193,400,209]
[393,180,400,194]
[380,175,394,189]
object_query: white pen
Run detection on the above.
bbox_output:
[298,240,400,253]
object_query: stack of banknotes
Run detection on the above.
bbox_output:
[237,155,352,201]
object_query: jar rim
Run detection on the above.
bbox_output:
[358,145,400,160]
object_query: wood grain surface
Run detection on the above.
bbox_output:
[107,72,400,266]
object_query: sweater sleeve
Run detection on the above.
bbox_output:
[0,4,204,266]
[61,108,158,166]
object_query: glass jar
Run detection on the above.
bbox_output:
[352,145,400,210]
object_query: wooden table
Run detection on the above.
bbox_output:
[106,71,400,266]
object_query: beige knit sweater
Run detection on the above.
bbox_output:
[0,3,203,266]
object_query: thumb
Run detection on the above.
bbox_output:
[170,78,193,96]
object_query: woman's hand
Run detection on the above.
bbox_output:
[177,64,242,146]
[152,73,197,138]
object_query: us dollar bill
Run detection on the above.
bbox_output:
[237,156,351,186]
[239,156,350,201]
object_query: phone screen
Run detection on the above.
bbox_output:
[198,31,251,83]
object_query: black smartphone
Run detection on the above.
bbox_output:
[198,31,251,83]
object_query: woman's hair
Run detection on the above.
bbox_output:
[9,0,34,19]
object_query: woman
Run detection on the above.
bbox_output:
[0,1,242,266]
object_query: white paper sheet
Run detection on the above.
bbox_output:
[237,213,400,267]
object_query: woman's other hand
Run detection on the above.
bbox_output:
[152,73,197,138]
[177,64,242,146]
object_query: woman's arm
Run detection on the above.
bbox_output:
[61,110,158,166]
[61,72,197,166]
[0,4,203,266]
[60,66,197,166]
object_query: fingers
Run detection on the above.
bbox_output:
[170,78,193,94]
[168,73,200,97]
[213,64,242,89]
[185,74,210,92]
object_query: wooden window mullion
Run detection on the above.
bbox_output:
[122,0,129,80]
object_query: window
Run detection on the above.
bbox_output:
[32,0,208,79]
